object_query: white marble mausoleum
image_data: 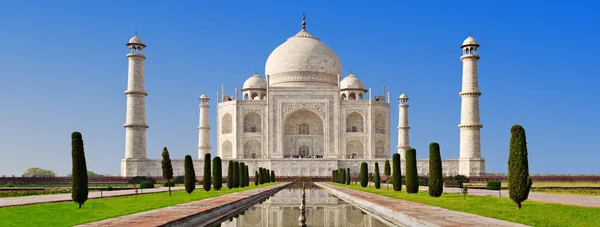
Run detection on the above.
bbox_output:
[120,16,485,178]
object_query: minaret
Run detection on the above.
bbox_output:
[124,34,149,160]
[458,35,485,176]
[198,94,211,159]
[397,93,410,160]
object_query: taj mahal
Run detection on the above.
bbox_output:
[120,16,485,178]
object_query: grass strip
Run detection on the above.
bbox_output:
[0,183,278,227]
[329,182,599,227]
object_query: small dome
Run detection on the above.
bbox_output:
[462,35,478,46]
[129,35,144,44]
[242,74,267,90]
[199,93,209,100]
[399,93,408,99]
[340,73,364,90]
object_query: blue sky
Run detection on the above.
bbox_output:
[0,1,598,176]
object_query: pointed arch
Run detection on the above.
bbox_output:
[221,140,232,158]
[221,113,232,134]
[346,139,364,159]
[375,113,386,134]
[244,112,261,132]
[346,112,364,132]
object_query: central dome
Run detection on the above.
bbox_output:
[265,27,341,87]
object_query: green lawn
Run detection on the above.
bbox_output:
[531,188,600,196]
[0,183,278,227]
[329,183,600,227]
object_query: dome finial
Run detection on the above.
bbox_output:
[135,30,138,36]
[350,68,353,74]
[254,68,258,75]
[302,12,306,30]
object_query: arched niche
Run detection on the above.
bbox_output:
[345,112,364,132]
[346,139,364,159]
[243,112,261,132]
[222,113,232,134]
[243,139,261,159]
[283,108,324,157]
[221,140,232,158]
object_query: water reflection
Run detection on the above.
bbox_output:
[218,185,391,227]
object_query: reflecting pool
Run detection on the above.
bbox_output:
[215,185,392,227]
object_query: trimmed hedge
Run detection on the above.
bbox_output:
[203,153,211,191]
[140,180,154,189]
[233,161,239,188]
[254,171,259,186]
[374,162,381,189]
[270,170,275,182]
[487,181,502,190]
[213,156,222,191]
[360,162,368,187]
[346,168,350,185]
[392,153,402,191]
[428,142,443,197]
[508,124,533,209]
[227,161,233,189]
[184,155,195,194]
[405,148,419,193]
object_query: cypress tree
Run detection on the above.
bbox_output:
[254,170,259,186]
[428,142,443,197]
[233,161,239,188]
[161,147,174,196]
[374,162,381,189]
[71,132,88,208]
[203,153,211,191]
[392,153,402,191]
[346,168,351,185]
[245,166,250,187]
[341,168,346,185]
[360,162,368,187]
[508,124,533,209]
[258,167,264,184]
[270,170,275,182]
[384,159,391,190]
[239,162,245,188]
[184,155,196,194]
[227,160,233,189]
[213,156,222,191]
[333,170,337,183]
[405,148,419,193]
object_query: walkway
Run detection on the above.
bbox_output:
[418,186,600,208]
[0,187,185,207]
[319,183,526,227]
[77,183,287,227]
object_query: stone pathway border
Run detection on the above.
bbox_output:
[418,186,600,208]
[317,183,527,227]
[0,187,185,208]
[77,183,290,227]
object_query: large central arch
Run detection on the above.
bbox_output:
[283,108,324,157]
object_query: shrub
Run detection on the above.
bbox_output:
[254,171,259,186]
[4,183,14,188]
[106,186,113,191]
[174,176,185,184]
[405,148,418,193]
[129,176,156,185]
[346,168,350,185]
[239,162,245,188]
[162,181,175,187]
[213,156,222,191]
[233,161,239,188]
[487,181,502,190]
[245,166,250,186]
[184,155,196,194]
[392,153,402,191]
[270,170,275,182]
[508,124,533,209]
[333,170,338,183]
[444,180,462,188]
[428,142,443,197]
[71,131,88,209]
[360,162,368,187]
[332,170,336,182]
[227,161,233,189]
[140,180,154,189]
[374,162,381,189]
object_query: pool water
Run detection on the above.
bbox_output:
[214,185,392,227]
